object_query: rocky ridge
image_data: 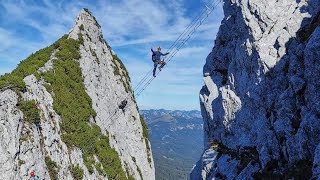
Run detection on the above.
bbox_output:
[0,9,154,180]
[192,0,320,179]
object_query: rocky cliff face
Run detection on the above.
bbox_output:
[192,0,320,179]
[0,9,154,180]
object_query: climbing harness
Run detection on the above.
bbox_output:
[152,52,156,62]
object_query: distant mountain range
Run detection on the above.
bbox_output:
[141,109,203,180]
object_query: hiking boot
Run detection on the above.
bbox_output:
[159,63,166,71]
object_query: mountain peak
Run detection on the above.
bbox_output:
[78,8,101,27]
[0,8,155,180]
[80,8,92,16]
[69,8,103,41]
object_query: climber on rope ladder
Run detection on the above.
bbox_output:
[151,47,169,77]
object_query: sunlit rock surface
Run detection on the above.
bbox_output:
[192,0,320,179]
[0,9,154,180]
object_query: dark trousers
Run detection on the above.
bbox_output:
[153,60,162,76]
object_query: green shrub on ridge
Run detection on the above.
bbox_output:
[18,99,41,125]
[0,26,140,178]
[43,35,127,179]
[69,164,84,180]
[0,42,56,90]
[45,156,58,180]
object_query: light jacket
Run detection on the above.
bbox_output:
[151,49,169,61]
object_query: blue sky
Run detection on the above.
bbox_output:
[0,0,223,110]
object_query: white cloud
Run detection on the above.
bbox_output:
[0,0,224,109]
[93,0,222,47]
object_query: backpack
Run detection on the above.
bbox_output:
[152,52,156,62]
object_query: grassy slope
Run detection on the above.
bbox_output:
[43,35,127,179]
[0,34,128,179]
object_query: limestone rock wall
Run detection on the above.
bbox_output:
[192,0,320,179]
[0,9,154,180]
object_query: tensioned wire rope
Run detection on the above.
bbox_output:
[132,0,221,94]
[135,0,222,96]
[103,0,222,123]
